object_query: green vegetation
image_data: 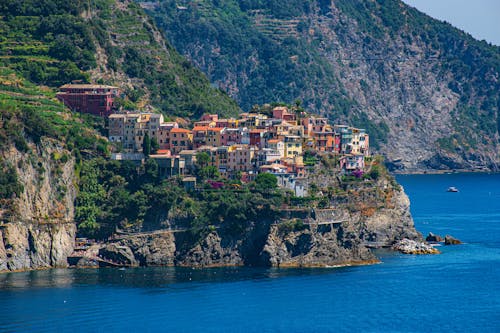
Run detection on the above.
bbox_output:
[277,219,306,234]
[0,0,241,223]
[0,69,108,154]
[0,161,23,199]
[74,157,283,239]
[0,0,240,119]
[0,0,93,85]
[147,0,354,118]
[0,68,108,217]
[147,0,499,155]
[352,112,389,150]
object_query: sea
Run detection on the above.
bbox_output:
[1,173,499,332]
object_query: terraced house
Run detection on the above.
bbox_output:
[107,106,370,183]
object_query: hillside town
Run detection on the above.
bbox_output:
[57,84,370,196]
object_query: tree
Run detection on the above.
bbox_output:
[144,158,159,184]
[151,137,159,154]
[369,165,381,180]
[255,172,278,194]
[199,166,219,180]
[142,132,151,156]
[196,151,210,168]
[75,162,106,237]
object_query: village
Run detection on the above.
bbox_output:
[57,84,370,197]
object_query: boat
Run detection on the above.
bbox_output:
[447,186,459,192]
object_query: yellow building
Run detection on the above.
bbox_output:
[284,135,302,158]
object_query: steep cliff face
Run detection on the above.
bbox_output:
[95,176,420,268]
[147,0,500,171]
[259,182,420,267]
[361,184,421,244]
[261,224,377,267]
[0,222,75,271]
[0,140,77,272]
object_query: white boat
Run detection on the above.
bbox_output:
[447,186,459,192]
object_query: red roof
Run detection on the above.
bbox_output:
[207,127,224,132]
[170,128,192,133]
[193,126,210,132]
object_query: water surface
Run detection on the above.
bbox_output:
[1,173,499,332]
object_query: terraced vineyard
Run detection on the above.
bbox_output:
[0,0,239,119]
[249,10,300,41]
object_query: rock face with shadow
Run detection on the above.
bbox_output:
[0,140,76,272]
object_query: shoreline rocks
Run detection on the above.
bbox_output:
[426,232,443,242]
[444,235,462,245]
[392,238,440,255]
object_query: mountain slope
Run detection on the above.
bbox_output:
[0,0,240,271]
[0,0,239,118]
[145,0,500,171]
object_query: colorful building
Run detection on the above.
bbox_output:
[249,129,267,148]
[57,84,119,117]
[284,135,302,158]
[227,145,256,172]
[339,154,365,172]
[169,128,192,154]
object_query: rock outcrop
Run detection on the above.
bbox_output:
[392,238,440,255]
[1,141,429,272]
[444,235,462,245]
[0,222,76,271]
[361,185,422,245]
[97,232,177,267]
[260,224,377,267]
[426,232,444,242]
[175,232,244,267]
[94,180,422,268]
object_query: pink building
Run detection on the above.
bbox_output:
[339,154,365,173]
[220,128,242,146]
[200,114,219,122]
[272,106,296,122]
[192,126,209,148]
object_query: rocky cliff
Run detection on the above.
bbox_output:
[0,147,424,272]
[0,140,76,272]
[91,173,421,268]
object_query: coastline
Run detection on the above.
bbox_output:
[392,169,498,175]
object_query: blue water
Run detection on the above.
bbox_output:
[1,174,499,332]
